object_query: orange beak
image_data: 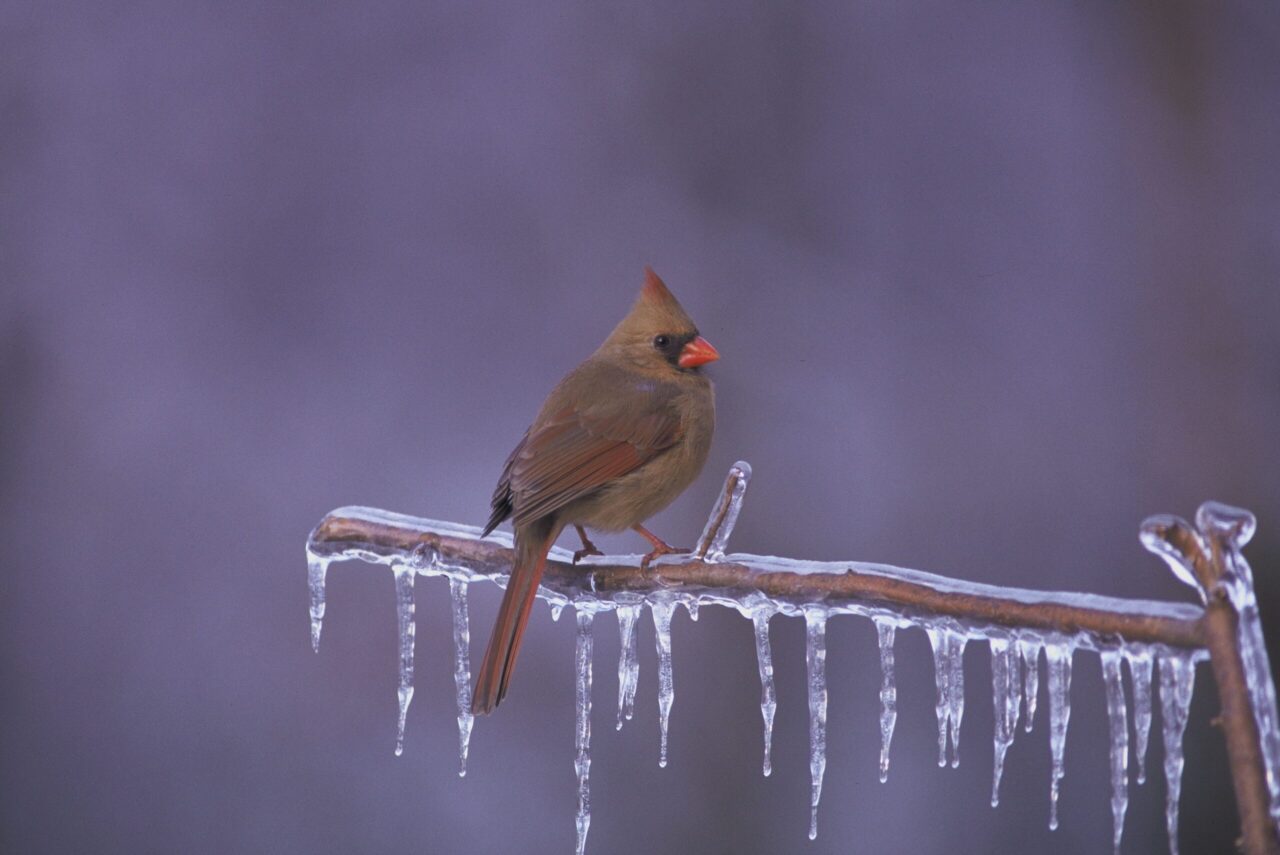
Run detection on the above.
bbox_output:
[677,335,720,369]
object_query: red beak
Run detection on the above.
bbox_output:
[678,335,720,369]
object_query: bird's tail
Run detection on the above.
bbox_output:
[472,517,559,714]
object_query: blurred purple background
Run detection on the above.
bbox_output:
[3,2,1279,853]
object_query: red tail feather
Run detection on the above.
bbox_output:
[472,521,559,714]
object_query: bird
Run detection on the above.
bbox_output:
[471,267,719,715]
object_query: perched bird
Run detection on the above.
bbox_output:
[472,267,719,715]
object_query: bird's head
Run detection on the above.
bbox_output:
[600,267,719,374]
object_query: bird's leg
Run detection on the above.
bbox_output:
[633,524,688,571]
[572,525,605,565]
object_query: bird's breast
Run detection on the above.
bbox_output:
[565,381,714,532]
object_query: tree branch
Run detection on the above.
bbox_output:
[306,462,1279,854]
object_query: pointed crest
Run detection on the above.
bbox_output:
[641,266,680,308]
[601,266,698,348]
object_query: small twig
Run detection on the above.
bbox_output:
[1143,511,1280,855]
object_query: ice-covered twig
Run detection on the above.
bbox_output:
[1142,505,1280,855]
[693,461,751,562]
[306,465,1280,855]
[307,515,1204,653]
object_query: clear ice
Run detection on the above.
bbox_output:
[615,603,641,731]
[1018,639,1041,733]
[307,552,329,652]
[751,604,777,776]
[1100,649,1129,853]
[1143,502,1280,829]
[574,607,596,855]
[449,578,474,776]
[989,638,1020,807]
[1125,646,1155,785]
[304,466,1275,855]
[693,461,751,562]
[393,565,416,757]
[926,624,967,768]
[805,608,828,841]
[1159,650,1196,855]
[1046,641,1073,831]
[875,619,897,783]
[1194,503,1280,827]
[651,599,676,769]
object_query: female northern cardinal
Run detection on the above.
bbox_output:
[472,267,719,714]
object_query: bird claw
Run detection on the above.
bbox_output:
[572,545,604,565]
[639,543,688,572]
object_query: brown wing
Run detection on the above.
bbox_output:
[481,428,527,536]
[503,364,683,528]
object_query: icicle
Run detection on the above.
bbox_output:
[307,553,329,652]
[989,638,1020,807]
[574,607,596,855]
[693,460,751,562]
[752,606,777,777]
[927,627,948,767]
[1018,639,1041,733]
[1045,642,1074,830]
[805,608,828,841]
[1101,649,1129,853]
[615,604,641,731]
[683,598,699,622]
[392,565,416,757]
[1125,647,1154,785]
[874,619,897,783]
[551,602,565,622]
[926,625,967,768]
[449,578,473,776]
[651,600,676,768]
[1159,651,1196,855]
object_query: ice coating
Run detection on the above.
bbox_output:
[574,607,596,855]
[615,603,641,731]
[1193,502,1280,826]
[875,619,897,784]
[1125,646,1155,785]
[1159,650,1196,855]
[989,638,1020,806]
[307,496,1206,634]
[449,578,474,776]
[805,608,828,841]
[305,465,1257,855]
[693,461,751,562]
[307,551,329,652]
[1046,641,1073,831]
[1100,649,1129,853]
[651,600,676,768]
[751,605,777,776]
[1139,519,1209,604]
[926,624,967,768]
[1231,591,1280,826]
[392,565,416,757]
[1019,639,1041,733]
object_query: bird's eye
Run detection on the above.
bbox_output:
[653,335,670,349]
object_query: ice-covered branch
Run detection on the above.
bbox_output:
[1142,506,1280,855]
[306,462,1280,855]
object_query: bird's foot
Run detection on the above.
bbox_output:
[573,545,604,565]
[572,525,605,565]
[633,524,687,572]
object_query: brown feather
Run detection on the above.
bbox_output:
[472,267,715,713]
[471,517,560,714]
